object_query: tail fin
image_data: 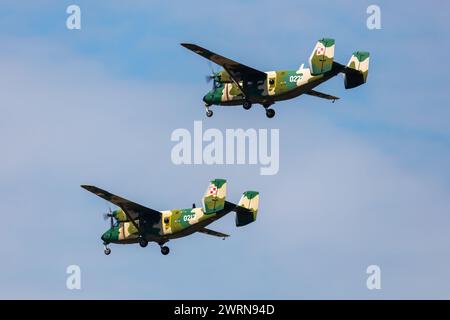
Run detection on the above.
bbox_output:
[202,178,227,214]
[344,51,370,89]
[309,38,335,75]
[235,191,259,227]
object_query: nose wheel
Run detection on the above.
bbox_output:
[205,104,213,118]
[103,244,111,255]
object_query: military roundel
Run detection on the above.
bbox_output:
[316,47,325,55]
[209,186,218,195]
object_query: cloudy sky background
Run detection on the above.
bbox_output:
[1,0,449,298]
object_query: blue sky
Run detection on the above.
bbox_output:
[1,0,450,299]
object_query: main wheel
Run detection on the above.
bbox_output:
[243,101,252,110]
[206,110,213,117]
[104,248,111,255]
[139,239,148,248]
[265,108,275,118]
[160,246,170,255]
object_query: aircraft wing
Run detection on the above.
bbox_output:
[181,43,267,92]
[305,90,340,101]
[197,227,229,239]
[81,185,161,226]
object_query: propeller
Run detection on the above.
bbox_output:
[205,74,215,83]
[205,61,217,83]
[103,207,114,229]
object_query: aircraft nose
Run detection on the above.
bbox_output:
[101,230,110,242]
[203,93,212,104]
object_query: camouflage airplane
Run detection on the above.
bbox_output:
[81,179,259,255]
[181,38,370,118]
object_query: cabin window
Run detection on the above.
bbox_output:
[214,80,222,89]
[164,217,169,224]
[269,78,275,85]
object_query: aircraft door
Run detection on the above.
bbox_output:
[266,71,276,96]
[162,211,172,235]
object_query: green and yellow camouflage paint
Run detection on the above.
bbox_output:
[81,179,259,255]
[309,38,335,75]
[181,38,370,118]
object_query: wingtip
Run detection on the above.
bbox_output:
[181,43,203,51]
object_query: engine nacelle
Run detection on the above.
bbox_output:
[217,70,233,83]
[112,208,128,222]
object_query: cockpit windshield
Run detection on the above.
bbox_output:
[213,79,223,89]
[113,221,120,228]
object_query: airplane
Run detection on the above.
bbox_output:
[81,179,259,255]
[181,38,370,118]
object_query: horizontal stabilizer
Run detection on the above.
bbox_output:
[198,227,229,238]
[305,90,339,101]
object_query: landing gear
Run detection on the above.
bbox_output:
[103,242,111,255]
[265,109,275,118]
[243,101,252,110]
[263,104,275,118]
[205,104,213,117]
[139,238,148,248]
[160,245,170,255]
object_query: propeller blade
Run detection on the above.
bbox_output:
[208,61,215,74]
[205,61,218,83]
[103,206,114,223]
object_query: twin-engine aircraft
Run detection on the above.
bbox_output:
[181,38,370,118]
[81,179,259,255]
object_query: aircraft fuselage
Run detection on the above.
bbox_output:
[203,66,339,107]
[100,206,232,245]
